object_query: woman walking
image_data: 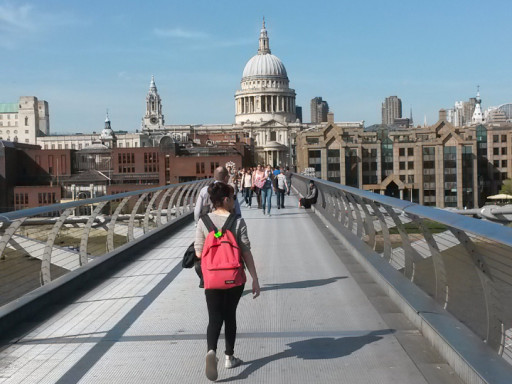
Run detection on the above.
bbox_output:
[261,164,274,216]
[252,164,266,209]
[241,168,253,207]
[195,182,260,381]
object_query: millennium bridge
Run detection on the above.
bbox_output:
[1,175,512,383]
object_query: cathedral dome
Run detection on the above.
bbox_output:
[242,54,288,80]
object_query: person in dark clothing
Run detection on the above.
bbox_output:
[299,180,318,209]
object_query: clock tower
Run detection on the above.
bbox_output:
[142,75,164,131]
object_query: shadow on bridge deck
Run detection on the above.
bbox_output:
[0,193,463,384]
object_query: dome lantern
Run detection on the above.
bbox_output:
[258,17,271,55]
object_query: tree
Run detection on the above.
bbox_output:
[499,179,512,195]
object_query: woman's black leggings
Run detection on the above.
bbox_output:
[205,284,245,355]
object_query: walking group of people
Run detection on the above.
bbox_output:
[226,165,292,216]
[192,165,316,381]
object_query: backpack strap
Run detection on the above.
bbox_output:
[221,213,237,235]
[201,215,218,234]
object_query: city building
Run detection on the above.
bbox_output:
[296,110,512,209]
[138,20,305,167]
[234,19,297,125]
[310,97,329,123]
[471,88,484,124]
[0,96,49,144]
[381,96,402,125]
[446,92,479,127]
[0,140,74,212]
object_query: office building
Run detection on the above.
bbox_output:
[381,96,402,125]
[297,110,512,209]
[310,97,329,123]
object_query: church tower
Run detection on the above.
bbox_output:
[471,86,484,125]
[100,112,117,148]
[143,75,164,131]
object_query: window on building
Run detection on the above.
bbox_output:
[25,117,28,126]
[494,160,500,168]
[408,175,414,183]
[502,147,507,155]
[399,162,405,170]
[493,135,499,143]
[196,162,200,174]
[25,130,29,134]
[502,160,507,168]
[308,150,322,178]
[502,135,507,143]
[399,148,405,156]
[494,147,499,155]
[407,148,414,156]
[407,161,414,170]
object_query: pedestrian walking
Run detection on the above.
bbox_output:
[241,168,253,207]
[261,164,274,216]
[195,182,260,381]
[275,169,289,209]
[252,164,266,209]
[284,166,292,195]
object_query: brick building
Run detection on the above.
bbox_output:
[0,141,74,212]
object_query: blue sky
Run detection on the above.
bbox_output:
[1,0,511,133]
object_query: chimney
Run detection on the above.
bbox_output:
[439,109,447,121]
[327,112,334,124]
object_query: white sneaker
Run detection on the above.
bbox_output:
[206,350,218,381]
[225,354,242,369]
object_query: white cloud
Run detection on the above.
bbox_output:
[0,1,85,48]
[154,27,209,39]
[0,3,34,33]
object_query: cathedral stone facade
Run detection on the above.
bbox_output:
[35,20,360,167]
[138,20,309,167]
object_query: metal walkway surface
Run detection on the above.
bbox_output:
[0,194,463,383]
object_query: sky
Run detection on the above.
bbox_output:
[1,0,511,134]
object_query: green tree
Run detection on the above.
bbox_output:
[499,179,512,195]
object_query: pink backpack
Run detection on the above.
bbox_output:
[200,214,246,289]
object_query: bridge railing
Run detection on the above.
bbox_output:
[0,179,210,308]
[293,174,512,365]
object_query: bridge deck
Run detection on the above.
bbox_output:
[0,195,463,383]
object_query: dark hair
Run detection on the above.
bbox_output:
[208,182,234,208]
